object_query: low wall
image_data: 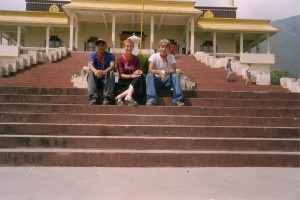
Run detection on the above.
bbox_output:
[0,45,19,58]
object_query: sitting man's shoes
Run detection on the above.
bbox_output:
[175,99,185,106]
[146,100,155,106]
[116,98,125,106]
[90,98,98,105]
[102,97,111,105]
[125,98,138,106]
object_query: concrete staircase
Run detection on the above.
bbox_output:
[0,52,299,167]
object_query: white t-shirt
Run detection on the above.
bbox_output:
[246,65,251,73]
[148,53,176,78]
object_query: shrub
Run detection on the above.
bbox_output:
[138,53,149,75]
[271,68,297,85]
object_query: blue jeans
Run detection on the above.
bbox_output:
[146,73,184,104]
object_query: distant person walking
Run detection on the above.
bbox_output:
[245,63,252,85]
[181,39,186,55]
[226,59,233,82]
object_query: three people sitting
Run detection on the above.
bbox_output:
[87,38,184,106]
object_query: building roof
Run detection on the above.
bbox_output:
[63,0,199,13]
[62,0,201,26]
[197,17,279,33]
[0,10,68,26]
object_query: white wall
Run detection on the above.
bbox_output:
[240,53,275,64]
[252,64,271,74]
[0,45,19,57]
[24,26,69,48]
[194,32,236,53]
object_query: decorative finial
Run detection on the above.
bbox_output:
[227,0,234,7]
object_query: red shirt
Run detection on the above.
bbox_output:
[116,54,142,76]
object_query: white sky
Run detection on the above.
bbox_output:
[0,0,299,21]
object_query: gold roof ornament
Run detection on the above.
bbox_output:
[204,10,214,18]
[49,4,59,13]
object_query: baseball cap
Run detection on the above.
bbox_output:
[95,39,107,45]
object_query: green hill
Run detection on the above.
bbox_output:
[267,15,300,77]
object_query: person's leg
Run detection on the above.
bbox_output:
[87,71,100,104]
[117,78,139,106]
[170,73,184,103]
[123,84,138,106]
[161,74,184,105]
[226,71,231,81]
[124,85,134,100]
[126,76,144,100]
[115,78,131,99]
[102,71,115,104]
[146,73,159,105]
[245,76,249,85]
[131,75,146,105]
[116,89,129,99]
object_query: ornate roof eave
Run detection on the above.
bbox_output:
[62,0,201,17]
[0,10,69,26]
[197,17,279,34]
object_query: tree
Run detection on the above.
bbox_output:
[271,68,297,85]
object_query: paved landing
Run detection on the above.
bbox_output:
[0,167,299,200]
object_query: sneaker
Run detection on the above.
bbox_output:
[116,98,125,106]
[146,100,155,106]
[102,97,110,105]
[125,98,138,106]
[175,99,185,106]
[90,98,98,105]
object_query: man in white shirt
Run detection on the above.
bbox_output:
[146,39,184,106]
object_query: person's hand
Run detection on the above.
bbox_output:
[133,70,142,77]
[160,70,167,79]
[95,70,105,78]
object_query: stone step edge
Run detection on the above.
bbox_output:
[1,148,299,155]
[2,103,300,110]
[1,134,299,141]
[1,105,299,118]
[2,113,299,122]
[0,121,300,130]
[1,112,299,118]
[1,94,300,101]
[1,122,299,129]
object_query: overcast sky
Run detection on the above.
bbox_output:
[0,0,299,21]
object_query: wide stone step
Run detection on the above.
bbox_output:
[1,135,299,152]
[0,148,299,167]
[195,84,289,92]
[1,95,299,107]
[0,87,87,95]
[1,124,299,138]
[1,113,299,127]
[0,53,88,88]
[0,56,298,168]
[1,87,299,100]
[1,104,299,118]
